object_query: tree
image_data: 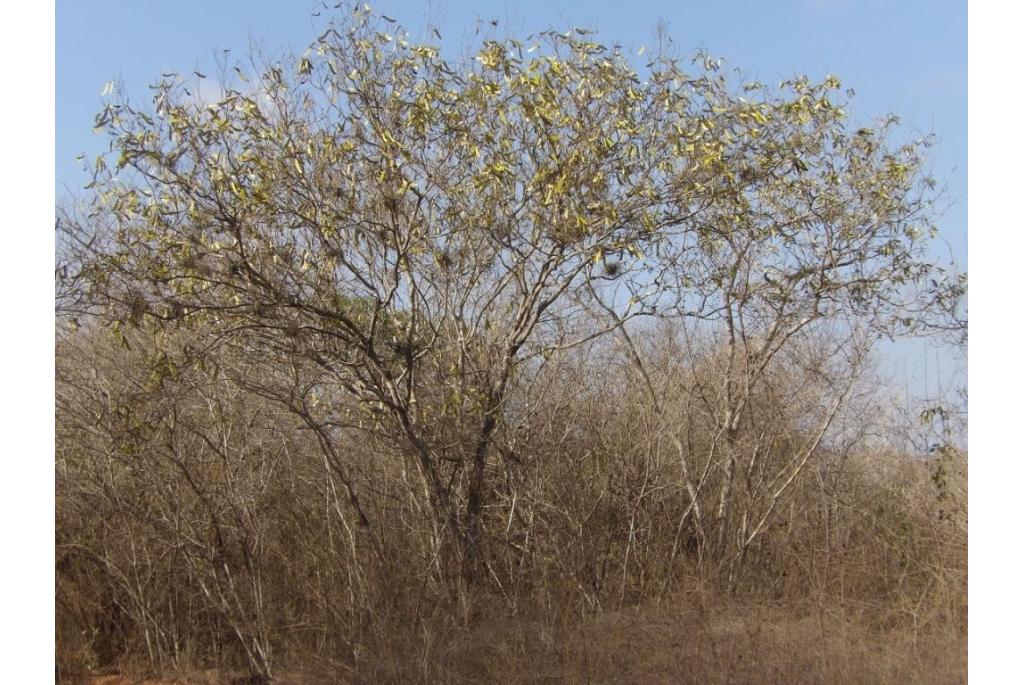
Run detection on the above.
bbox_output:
[60,5,955,598]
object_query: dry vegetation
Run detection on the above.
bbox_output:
[56,6,966,683]
[56,321,966,683]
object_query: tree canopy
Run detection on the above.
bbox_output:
[58,5,960,591]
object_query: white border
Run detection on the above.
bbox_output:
[1,1,56,681]
[969,1,1021,682]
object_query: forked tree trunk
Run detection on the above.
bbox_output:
[460,330,523,581]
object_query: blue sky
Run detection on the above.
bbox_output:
[55,0,967,399]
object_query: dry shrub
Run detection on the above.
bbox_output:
[57,321,965,683]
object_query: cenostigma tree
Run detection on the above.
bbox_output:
[59,5,957,595]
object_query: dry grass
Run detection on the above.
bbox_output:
[70,597,965,684]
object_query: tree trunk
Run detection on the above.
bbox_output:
[715,452,737,563]
[462,396,500,586]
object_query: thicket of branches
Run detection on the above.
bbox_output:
[56,6,966,682]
